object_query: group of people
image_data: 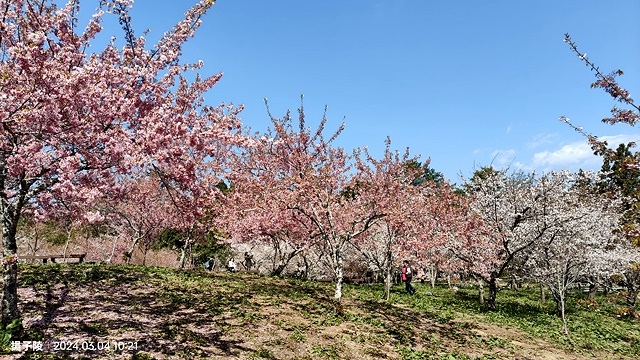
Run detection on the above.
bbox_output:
[205,252,254,272]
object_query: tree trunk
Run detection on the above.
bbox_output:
[125,236,141,265]
[142,247,148,266]
[478,279,484,304]
[603,278,612,296]
[62,226,72,262]
[384,266,392,301]
[626,280,638,317]
[540,282,546,304]
[587,282,597,301]
[551,289,569,334]
[429,265,437,288]
[383,245,393,301]
[560,295,568,335]
[179,247,187,269]
[269,248,302,277]
[487,275,498,311]
[107,235,120,263]
[1,261,19,328]
[334,265,344,301]
[509,274,518,290]
[1,207,21,329]
[301,253,310,280]
[178,238,193,269]
[553,294,562,317]
[332,244,345,302]
[271,262,287,277]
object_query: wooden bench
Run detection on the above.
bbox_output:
[20,253,87,264]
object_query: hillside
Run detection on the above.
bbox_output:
[3,264,638,359]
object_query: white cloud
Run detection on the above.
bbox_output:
[532,142,594,168]
[530,133,640,171]
[481,134,640,177]
[600,134,640,147]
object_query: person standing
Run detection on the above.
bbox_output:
[204,257,214,271]
[244,252,254,271]
[401,260,416,295]
[227,258,237,272]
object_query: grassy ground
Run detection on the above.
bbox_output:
[2,263,638,359]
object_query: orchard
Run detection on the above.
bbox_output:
[1,1,639,357]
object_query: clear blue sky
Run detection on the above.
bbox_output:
[95,0,640,182]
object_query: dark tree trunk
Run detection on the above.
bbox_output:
[587,283,597,301]
[626,281,638,317]
[1,261,19,327]
[487,275,498,311]
[271,263,287,277]
[1,206,21,331]
[553,294,563,317]
[269,248,301,277]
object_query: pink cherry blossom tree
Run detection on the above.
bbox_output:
[102,175,175,265]
[350,141,434,301]
[220,163,320,276]
[0,0,243,326]
[221,99,384,301]
[432,190,498,299]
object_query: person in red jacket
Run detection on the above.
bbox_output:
[401,260,416,295]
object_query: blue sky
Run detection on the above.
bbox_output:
[96,0,640,182]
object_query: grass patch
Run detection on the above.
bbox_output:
[14,263,640,359]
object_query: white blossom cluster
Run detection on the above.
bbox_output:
[469,170,636,286]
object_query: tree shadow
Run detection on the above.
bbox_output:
[17,265,255,359]
[356,296,474,347]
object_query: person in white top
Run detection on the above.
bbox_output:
[227,258,236,272]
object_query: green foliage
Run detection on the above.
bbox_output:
[290,330,306,342]
[600,143,640,198]
[0,318,22,353]
[131,352,156,360]
[215,181,231,195]
[348,280,640,357]
[407,160,445,186]
[152,228,230,268]
[599,142,640,244]
[470,166,499,182]
[462,166,500,194]
[78,322,109,336]
[153,228,186,250]
[311,344,342,359]
[21,219,68,246]
[192,231,231,266]
[252,348,274,359]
